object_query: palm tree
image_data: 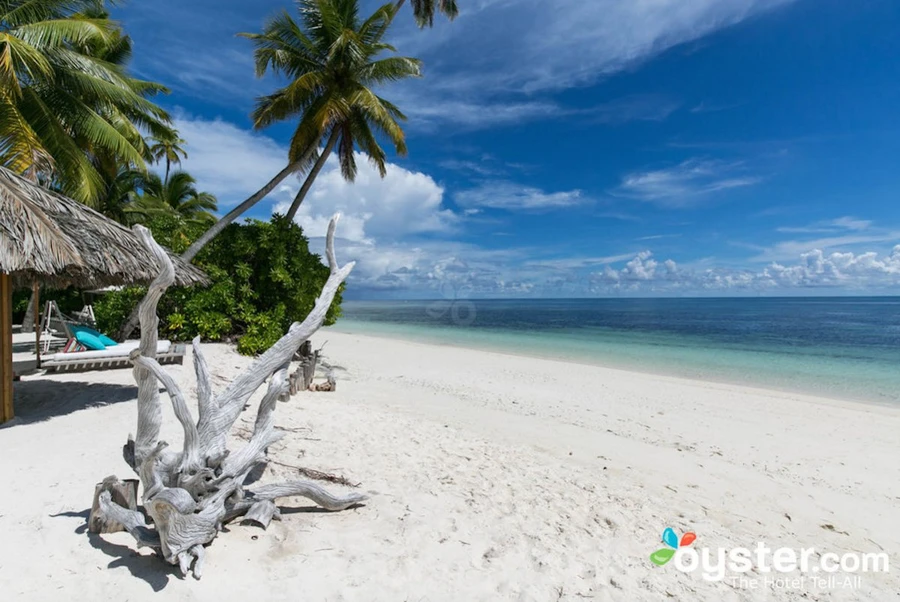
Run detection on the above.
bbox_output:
[0,0,172,203]
[243,0,421,224]
[135,171,218,227]
[396,0,459,27]
[179,0,420,262]
[148,133,188,183]
[92,167,148,225]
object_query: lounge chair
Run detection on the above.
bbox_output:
[41,339,186,373]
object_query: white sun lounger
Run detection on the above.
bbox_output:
[41,340,186,373]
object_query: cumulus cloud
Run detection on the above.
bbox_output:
[329,238,534,297]
[338,238,900,298]
[173,114,456,245]
[455,181,588,211]
[589,246,900,293]
[172,115,464,292]
[750,231,900,263]
[174,115,294,208]
[275,152,457,243]
[612,158,761,207]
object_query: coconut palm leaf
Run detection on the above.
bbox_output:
[396,0,458,28]
[133,170,219,227]
[239,0,421,222]
[0,0,172,204]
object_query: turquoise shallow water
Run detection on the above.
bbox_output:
[329,298,900,405]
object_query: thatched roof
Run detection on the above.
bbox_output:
[0,166,207,289]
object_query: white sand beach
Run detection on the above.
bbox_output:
[1,330,898,601]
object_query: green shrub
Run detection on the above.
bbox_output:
[94,287,147,335]
[93,214,344,355]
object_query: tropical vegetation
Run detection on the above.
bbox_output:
[130,171,218,227]
[93,214,342,355]
[0,0,174,204]
[3,0,441,353]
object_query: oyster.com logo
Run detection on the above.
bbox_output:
[650,527,696,566]
[648,524,889,589]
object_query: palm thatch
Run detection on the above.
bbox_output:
[0,166,207,289]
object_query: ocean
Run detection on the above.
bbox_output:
[331,297,900,405]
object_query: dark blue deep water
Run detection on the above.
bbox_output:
[331,298,900,404]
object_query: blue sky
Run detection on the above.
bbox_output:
[114,0,900,298]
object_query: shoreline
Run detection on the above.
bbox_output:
[329,322,900,410]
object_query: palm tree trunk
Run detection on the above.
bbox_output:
[115,158,308,341]
[164,158,171,185]
[284,129,340,223]
[182,160,306,263]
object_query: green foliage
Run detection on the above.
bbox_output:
[404,0,459,28]
[130,171,218,228]
[0,0,173,204]
[94,287,147,336]
[240,0,421,219]
[93,214,343,355]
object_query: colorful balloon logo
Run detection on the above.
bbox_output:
[650,527,697,566]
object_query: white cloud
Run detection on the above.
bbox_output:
[777,216,873,234]
[636,234,681,241]
[341,240,900,297]
[587,94,682,125]
[172,114,456,245]
[385,0,793,127]
[123,0,792,128]
[275,152,457,243]
[589,246,900,293]
[402,99,563,129]
[402,0,792,94]
[524,254,638,271]
[612,158,761,207]
[174,114,293,208]
[401,93,682,130]
[439,159,505,177]
[455,181,588,211]
[760,247,900,288]
[320,238,533,296]
[750,231,900,263]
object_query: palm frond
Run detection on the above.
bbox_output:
[248,0,419,197]
[357,55,422,85]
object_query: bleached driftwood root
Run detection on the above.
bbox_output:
[95,216,366,579]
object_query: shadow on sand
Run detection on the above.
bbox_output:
[50,508,177,591]
[3,381,138,427]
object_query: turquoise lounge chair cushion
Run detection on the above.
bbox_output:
[74,330,106,351]
[69,324,117,347]
[98,334,118,347]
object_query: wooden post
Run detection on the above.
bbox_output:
[33,282,40,369]
[1,272,14,423]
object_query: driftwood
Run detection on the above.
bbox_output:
[94,215,365,579]
[310,371,336,392]
[287,340,318,396]
[89,476,139,534]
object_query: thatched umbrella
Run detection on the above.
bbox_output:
[0,166,208,423]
